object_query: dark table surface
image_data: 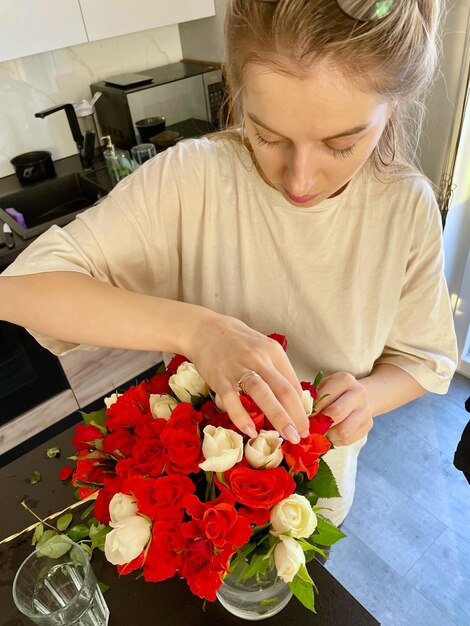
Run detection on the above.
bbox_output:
[0,425,380,625]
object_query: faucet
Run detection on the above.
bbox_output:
[35,104,95,170]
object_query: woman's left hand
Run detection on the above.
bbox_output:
[315,372,373,446]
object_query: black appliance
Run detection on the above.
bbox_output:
[0,317,70,425]
[90,61,224,149]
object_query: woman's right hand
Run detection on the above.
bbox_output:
[186,312,310,443]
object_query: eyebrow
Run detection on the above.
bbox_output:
[247,112,368,141]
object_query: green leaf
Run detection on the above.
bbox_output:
[36,529,57,548]
[296,563,314,585]
[307,458,340,498]
[56,513,73,532]
[155,362,166,374]
[79,408,107,428]
[32,523,44,546]
[313,371,324,388]
[66,524,90,542]
[80,503,95,520]
[240,552,272,582]
[89,523,110,550]
[98,581,110,594]
[30,470,41,484]
[309,514,346,547]
[37,535,72,559]
[46,446,60,459]
[288,571,316,614]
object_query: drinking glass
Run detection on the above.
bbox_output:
[130,143,157,165]
[12,537,109,625]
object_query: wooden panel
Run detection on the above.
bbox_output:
[59,347,162,407]
[79,0,215,42]
[0,390,79,455]
[0,0,87,63]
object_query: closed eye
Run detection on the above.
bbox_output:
[255,132,282,148]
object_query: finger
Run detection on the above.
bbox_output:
[258,368,310,436]
[318,391,356,426]
[327,409,373,446]
[316,372,356,413]
[241,371,305,443]
[219,388,258,438]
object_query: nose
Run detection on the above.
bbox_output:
[283,145,317,197]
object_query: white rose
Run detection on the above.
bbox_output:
[149,393,178,419]
[274,535,306,583]
[244,430,283,469]
[302,389,314,416]
[199,425,244,472]
[104,514,151,565]
[108,493,138,524]
[270,494,317,538]
[104,392,120,408]
[169,362,210,404]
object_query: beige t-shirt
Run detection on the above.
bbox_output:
[3,137,457,524]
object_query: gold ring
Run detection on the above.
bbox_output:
[235,370,258,394]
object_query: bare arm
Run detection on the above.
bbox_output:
[0,271,310,442]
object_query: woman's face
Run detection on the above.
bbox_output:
[242,62,391,207]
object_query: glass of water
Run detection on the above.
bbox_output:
[12,537,109,625]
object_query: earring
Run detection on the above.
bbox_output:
[377,118,396,167]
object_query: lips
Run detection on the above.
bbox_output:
[283,188,318,204]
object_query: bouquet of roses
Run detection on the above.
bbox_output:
[63,334,345,614]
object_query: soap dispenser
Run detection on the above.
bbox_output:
[101,136,138,184]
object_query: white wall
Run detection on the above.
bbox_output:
[179,0,227,62]
[0,25,183,178]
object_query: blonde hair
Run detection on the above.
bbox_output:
[221,0,442,175]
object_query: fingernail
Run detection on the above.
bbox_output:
[245,426,258,439]
[283,424,301,444]
[300,429,310,439]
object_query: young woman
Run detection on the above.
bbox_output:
[0,0,457,525]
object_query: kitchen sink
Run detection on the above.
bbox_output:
[0,172,108,240]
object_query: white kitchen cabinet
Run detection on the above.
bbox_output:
[79,0,215,42]
[0,0,88,63]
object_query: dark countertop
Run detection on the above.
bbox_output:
[0,155,114,268]
[0,423,381,626]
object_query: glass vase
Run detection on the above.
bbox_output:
[216,561,293,621]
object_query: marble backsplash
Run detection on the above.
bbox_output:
[0,24,183,178]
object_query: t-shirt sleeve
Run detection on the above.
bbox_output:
[1,150,183,355]
[374,182,457,394]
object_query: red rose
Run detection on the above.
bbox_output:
[165,403,203,432]
[115,457,140,481]
[134,415,166,439]
[179,538,231,601]
[309,412,334,435]
[105,382,150,430]
[182,493,252,548]
[166,354,189,374]
[161,428,202,475]
[238,506,271,527]
[301,381,319,402]
[72,450,112,487]
[129,474,195,522]
[268,333,288,351]
[102,428,136,458]
[71,424,104,452]
[117,551,145,576]
[146,371,171,394]
[131,437,166,477]
[143,520,186,582]
[221,466,296,509]
[93,476,126,523]
[283,432,332,480]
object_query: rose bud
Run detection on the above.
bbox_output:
[244,430,283,469]
[104,514,151,565]
[274,535,306,583]
[302,389,314,416]
[109,493,138,523]
[169,362,210,404]
[270,493,317,538]
[104,392,121,409]
[149,393,178,420]
[199,425,244,472]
